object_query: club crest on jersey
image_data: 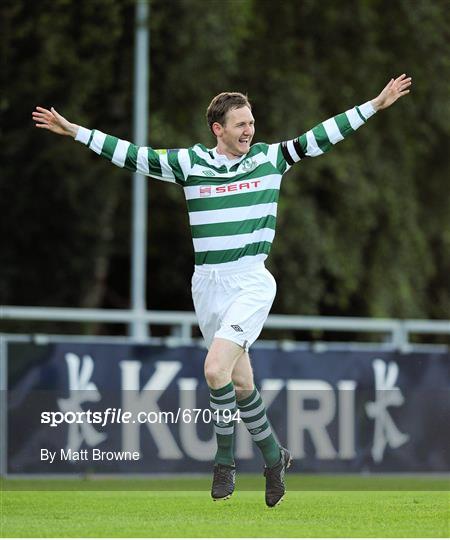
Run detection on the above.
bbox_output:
[241,158,257,172]
[199,186,212,197]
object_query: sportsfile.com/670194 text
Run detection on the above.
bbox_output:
[40,408,241,428]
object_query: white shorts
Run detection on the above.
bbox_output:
[191,262,277,351]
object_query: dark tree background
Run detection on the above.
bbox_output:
[1,0,449,333]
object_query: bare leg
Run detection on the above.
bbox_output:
[232,352,254,401]
[204,337,245,389]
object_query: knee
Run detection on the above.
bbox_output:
[204,356,231,389]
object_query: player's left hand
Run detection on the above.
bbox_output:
[371,74,412,111]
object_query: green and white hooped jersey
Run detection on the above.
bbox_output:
[75,101,376,269]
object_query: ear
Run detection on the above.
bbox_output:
[212,122,223,138]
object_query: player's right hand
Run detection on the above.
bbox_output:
[32,107,79,137]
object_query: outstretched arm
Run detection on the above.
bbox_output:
[277,74,412,168]
[32,107,188,185]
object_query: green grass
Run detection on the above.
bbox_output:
[1,476,449,537]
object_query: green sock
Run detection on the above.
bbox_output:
[237,387,281,467]
[210,381,236,466]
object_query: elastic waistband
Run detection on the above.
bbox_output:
[194,261,265,278]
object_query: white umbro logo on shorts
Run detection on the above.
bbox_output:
[231,324,243,332]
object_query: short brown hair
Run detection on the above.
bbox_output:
[206,92,251,133]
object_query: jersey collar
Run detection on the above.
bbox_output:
[212,147,245,166]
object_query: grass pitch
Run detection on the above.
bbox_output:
[1,475,449,537]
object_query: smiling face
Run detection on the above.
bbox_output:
[213,106,255,159]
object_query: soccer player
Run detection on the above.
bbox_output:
[33,73,412,506]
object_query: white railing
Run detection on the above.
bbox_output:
[2,305,449,350]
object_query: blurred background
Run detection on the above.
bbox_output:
[1,0,449,334]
